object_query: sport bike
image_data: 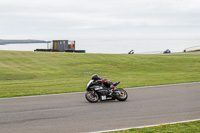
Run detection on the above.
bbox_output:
[85,80,128,103]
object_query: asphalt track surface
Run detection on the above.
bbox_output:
[0,82,200,133]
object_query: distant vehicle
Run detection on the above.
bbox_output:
[85,80,128,103]
[163,49,171,54]
[128,49,134,54]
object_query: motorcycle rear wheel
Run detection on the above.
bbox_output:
[85,91,99,103]
[114,88,128,101]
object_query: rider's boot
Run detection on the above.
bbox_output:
[111,85,117,90]
[108,85,117,95]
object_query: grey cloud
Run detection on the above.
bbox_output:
[0,0,200,40]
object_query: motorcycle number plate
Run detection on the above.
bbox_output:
[101,96,106,100]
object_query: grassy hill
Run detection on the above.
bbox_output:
[187,49,200,52]
[0,50,200,98]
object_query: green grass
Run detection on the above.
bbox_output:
[186,49,200,52]
[111,120,200,133]
[0,50,200,98]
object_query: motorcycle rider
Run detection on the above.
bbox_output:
[91,74,117,91]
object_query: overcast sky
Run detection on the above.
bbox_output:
[0,0,200,41]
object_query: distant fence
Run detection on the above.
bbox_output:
[184,45,200,52]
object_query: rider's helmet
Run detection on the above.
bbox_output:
[91,74,99,80]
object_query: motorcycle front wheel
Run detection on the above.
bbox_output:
[114,88,128,101]
[85,91,99,103]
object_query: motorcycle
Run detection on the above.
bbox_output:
[85,80,128,103]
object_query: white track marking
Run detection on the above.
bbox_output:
[89,119,200,133]
[1,82,200,99]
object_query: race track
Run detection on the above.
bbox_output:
[0,82,200,133]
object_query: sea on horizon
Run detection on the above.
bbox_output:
[0,39,199,54]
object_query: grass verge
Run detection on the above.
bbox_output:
[0,50,200,98]
[110,120,200,133]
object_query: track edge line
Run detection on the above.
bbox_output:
[89,118,200,133]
